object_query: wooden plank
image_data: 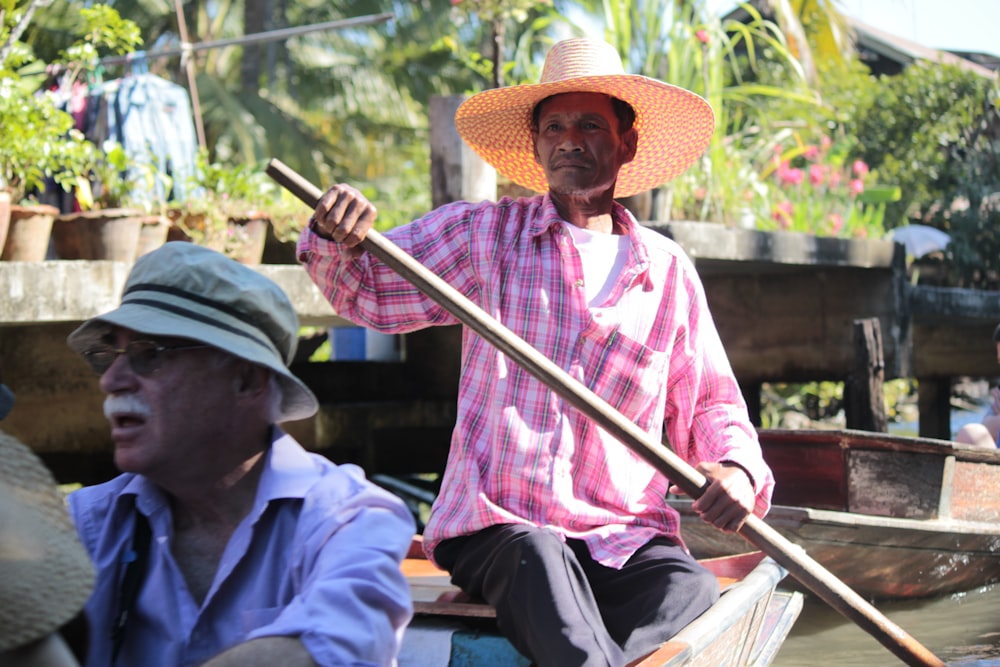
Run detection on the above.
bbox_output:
[950,459,1000,522]
[672,499,1000,599]
[402,551,767,621]
[761,441,847,510]
[758,428,1000,464]
[937,456,955,519]
[701,269,901,383]
[847,450,944,519]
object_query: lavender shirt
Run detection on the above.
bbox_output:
[69,429,415,667]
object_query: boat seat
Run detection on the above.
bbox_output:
[400,536,773,666]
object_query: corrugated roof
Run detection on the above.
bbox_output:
[847,16,996,78]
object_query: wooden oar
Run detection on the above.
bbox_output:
[266,158,945,667]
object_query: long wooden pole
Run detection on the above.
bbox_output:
[266,158,945,667]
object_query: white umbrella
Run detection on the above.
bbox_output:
[885,225,951,258]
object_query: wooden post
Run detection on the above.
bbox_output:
[743,381,762,427]
[917,378,952,439]
[846,318,888,432]
[428,95,496,208]
[404,94,498,456]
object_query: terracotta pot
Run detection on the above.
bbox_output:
[135,215,171,259]
[0,190,10,253]
[225,216,269,266]
[1,204,58,261]
[52,208,144,261]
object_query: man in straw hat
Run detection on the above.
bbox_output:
[300,37,774,665]
[64,242,416,666]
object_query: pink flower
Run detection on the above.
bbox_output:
[696,29,710,44]
[852,160,869,177]
[820,136,832,150]
[809,164,826,186]
[849,178,865,196]
[777,163,804,186]
[804,144,819,160]
[828,170,842,189]
[694,187,707,200]
[772,200,793,229]
[828,213,843,235]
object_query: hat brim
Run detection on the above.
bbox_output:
[455,74,715,199]
[68,304,318,423]
[0,433,95,652]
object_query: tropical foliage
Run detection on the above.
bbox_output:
[9,0,998,256]
[0,0,140,203]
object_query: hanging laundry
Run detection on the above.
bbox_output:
[86,67,199,205]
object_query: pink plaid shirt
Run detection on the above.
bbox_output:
[299,194,773,569]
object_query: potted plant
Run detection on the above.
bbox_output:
[171,151,272,264]
[0,76,97,259]
[52,139,172,261]
[0,1,142,261]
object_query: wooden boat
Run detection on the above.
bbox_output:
[398,540,803,667]
[670,428,1000,600]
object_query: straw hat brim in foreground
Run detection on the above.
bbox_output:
[0,431,94,652]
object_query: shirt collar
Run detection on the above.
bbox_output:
[528,193,641,240]
[114,427,320,519]
[256,426,323,502]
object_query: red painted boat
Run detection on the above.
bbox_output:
[670,428,1000,600]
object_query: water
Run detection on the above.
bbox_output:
[772,583,1000,666]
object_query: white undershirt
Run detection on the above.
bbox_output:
[563,222,630,307]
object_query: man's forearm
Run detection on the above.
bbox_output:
[201,637,317,667]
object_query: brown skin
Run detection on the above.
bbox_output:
[310,91,757,534]
[98,327,317,666]
[530,92,636,231]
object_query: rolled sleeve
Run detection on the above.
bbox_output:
[249,476,415,666]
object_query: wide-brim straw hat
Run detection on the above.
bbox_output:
[0,431,95,652]
[455,37,715,199]
[67,242,318,423]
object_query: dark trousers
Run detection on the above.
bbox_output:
[433,524,719,667]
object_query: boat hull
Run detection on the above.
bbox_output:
[671,428,1000,600]
[672,501,1000,599]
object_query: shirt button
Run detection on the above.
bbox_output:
[574,279,584,288]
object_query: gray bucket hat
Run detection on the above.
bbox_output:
[67,242,318,422]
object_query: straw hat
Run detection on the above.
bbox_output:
[455,37,715,199]
[0,431,94,652]
[67,242,318,422]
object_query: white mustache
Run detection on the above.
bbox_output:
[104,393,153,420]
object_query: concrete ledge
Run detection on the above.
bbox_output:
[0,261,353,327]
[650,222,901,270]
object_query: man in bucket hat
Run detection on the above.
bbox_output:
[300,37,774,666]
[65,242,415,667]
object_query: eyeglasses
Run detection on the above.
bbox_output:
[82,340,212,376]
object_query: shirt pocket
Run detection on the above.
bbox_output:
[579,329,668,433]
